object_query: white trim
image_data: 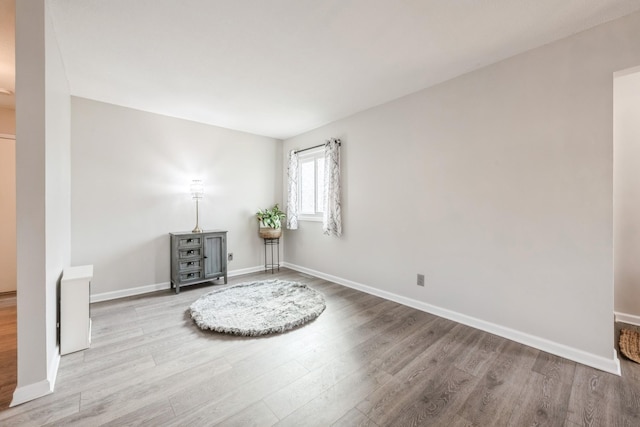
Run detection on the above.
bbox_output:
[297,148,325,217]
[298,215,322,222]
[615,311,640,327]
[90,265,268,303]
[10,379,53,407]
[10,349,59,407]
[91,281,172,303]
[283,262,621,376]
[228,265,271,277]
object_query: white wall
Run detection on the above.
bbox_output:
[12,0,70,406]
[0,108,16,294]
[283,11,640,372]
[70,97,282,296]
[614,69,640,321]
[44,0,71,386]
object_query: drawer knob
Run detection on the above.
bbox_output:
[187,238,193,243]
[187,261,193,266]
[188,250,194,255]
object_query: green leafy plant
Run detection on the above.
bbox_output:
[256,204,286,229]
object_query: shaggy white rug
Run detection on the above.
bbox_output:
[189,279,326,336]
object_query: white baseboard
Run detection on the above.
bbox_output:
[228,265,270,277]
[283,262,621,376]
[615,311,640,327]
[91,281,172,303]
[11,349,60,407]
[90,265,267,303]
[11,379,53,407]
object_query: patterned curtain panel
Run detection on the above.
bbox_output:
[323,138,342,237]
[286,149,299,230]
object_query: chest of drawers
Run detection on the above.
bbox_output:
[170,230,227,293]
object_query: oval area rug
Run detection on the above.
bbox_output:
[189,279,326,336]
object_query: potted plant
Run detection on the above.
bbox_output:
[256,204,286,238]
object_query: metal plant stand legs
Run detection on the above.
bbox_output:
[264,238,280,273]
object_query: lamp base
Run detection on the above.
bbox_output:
[192,226,203,233]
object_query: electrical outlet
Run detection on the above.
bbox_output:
[417,274,425,287]
[228,253,233,261]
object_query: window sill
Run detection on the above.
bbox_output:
[298,215,322,222]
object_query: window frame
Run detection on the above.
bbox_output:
[297,147,324,222]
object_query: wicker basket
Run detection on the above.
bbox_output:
[259,227,282,239]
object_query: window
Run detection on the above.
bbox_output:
[298,148,324,220]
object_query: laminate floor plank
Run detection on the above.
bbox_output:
[4,269,640,426]
[221,329,326,367]
[138,314,201,337]
[167,347,309,416]
[55,359,232,426]
[565,363,626,426]
[55,353,157,397]
[294,301,407,372]
[382,328,511,426]
[165,360,309,426]
[507,352,577,427]
[151,330,257,366]
[331,408,379,427]
[0,316,15,327]
[0,382,85,423]
[89,307,141,337]
[616,380,640,425]
[455,331,508,377]
[81,321,200,363]
[0,294,16,309]
[375,315,455,376]
[56,346,147,382]
[87,326,145,350]
[2,392,80,427]
[263,306,427,419]
[79,353,229,408]
[298,297,393,341]
[96,399,177,427]
[310,290,383,322]
[58,350,85,366]
[457,340,539,425]
[387,365,476,426]
[214,400,279,427]
[356,323,480,424]
[273,363,393,427]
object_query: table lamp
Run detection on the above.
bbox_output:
[190,179,204,233]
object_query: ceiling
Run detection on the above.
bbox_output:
[0,0,15,109]
[6,0,639,139]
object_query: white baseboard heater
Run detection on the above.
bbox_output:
[60,265,94,355]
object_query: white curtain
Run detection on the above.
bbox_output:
[323,138,342,236]
[286,149,299,230]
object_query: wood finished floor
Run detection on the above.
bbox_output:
[1,269,639,426]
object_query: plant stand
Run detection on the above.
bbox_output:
[263,237,280,274]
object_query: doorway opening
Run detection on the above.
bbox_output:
[0,133,16,408]
[614,66,640,329]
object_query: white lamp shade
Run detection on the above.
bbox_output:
[190,179,204,199]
